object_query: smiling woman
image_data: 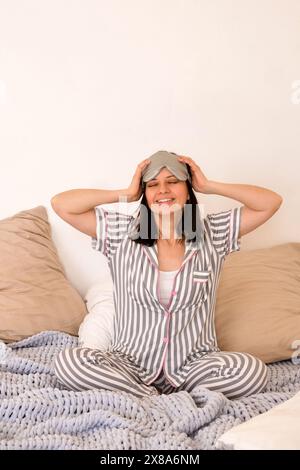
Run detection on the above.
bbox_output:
[132,171,203,247]
[145,168,189,239]
[128,149,204,246]
[52,150,271,401]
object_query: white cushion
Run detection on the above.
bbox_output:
[216,391,300,450]
[78,278,115,350]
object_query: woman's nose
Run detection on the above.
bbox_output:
[157,182,169,191]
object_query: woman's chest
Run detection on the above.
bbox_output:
[118,239,219,310]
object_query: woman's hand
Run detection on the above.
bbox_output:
[177,155,209,193]
[127,158,151,202]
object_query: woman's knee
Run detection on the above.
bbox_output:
[53,347,85,388]
[252,357,269,393]
[236,353,269,397]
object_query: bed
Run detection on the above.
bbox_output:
[0,331,299,450]
[1,205,300,450]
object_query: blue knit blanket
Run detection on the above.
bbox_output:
[0,331,299,450]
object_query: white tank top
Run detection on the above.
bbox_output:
[159,269,179,307]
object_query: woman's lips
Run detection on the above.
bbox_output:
[155,199,175,206]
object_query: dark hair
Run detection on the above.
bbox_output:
[132,176,203,247]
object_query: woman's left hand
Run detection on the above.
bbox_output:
[177,155,210,193]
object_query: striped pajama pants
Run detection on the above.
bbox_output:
[54,347,269,400]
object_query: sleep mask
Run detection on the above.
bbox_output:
[141,150,192,189]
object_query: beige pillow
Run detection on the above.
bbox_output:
[0,205,87,342]
[215,242,300,363]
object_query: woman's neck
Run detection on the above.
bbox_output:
[154,208,183,244]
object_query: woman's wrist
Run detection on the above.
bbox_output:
[201,180,215,195]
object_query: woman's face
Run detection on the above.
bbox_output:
[144,167,189,213]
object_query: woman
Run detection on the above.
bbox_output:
[52,150,283,399]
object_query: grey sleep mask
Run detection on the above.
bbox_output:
[141,150,192,189]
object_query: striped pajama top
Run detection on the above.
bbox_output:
[91,204,243,387]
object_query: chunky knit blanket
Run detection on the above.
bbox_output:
[0,331,299,450]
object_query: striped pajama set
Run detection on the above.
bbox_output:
[54,205,269,399]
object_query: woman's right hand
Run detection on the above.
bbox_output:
[127,158,151,202]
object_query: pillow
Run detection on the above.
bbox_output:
[0,205,87,342]
[216,390,300,450]
[78,278,114,350]
[215,242,300,363]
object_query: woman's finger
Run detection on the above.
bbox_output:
[177,155,198,169]
[139,159,151,168]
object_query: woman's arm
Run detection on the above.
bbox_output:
[51,188,132,214]
[174,154,283,238]
[51,158,151,214]
[203,180,283,238]
[203,180,282,211]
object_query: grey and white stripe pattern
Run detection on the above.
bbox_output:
[91,205,245,386]
[54,347,160,397]
[54,346,269,399]
[148,351,269,399]
[54,203,268,398]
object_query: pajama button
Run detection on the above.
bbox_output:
[171,290,177,295]
[163,337,168,343]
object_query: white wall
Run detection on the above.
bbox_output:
[0,0,299,298]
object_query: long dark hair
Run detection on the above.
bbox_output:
[132,175,203,247]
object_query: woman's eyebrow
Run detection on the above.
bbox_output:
[149,175,178,182]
